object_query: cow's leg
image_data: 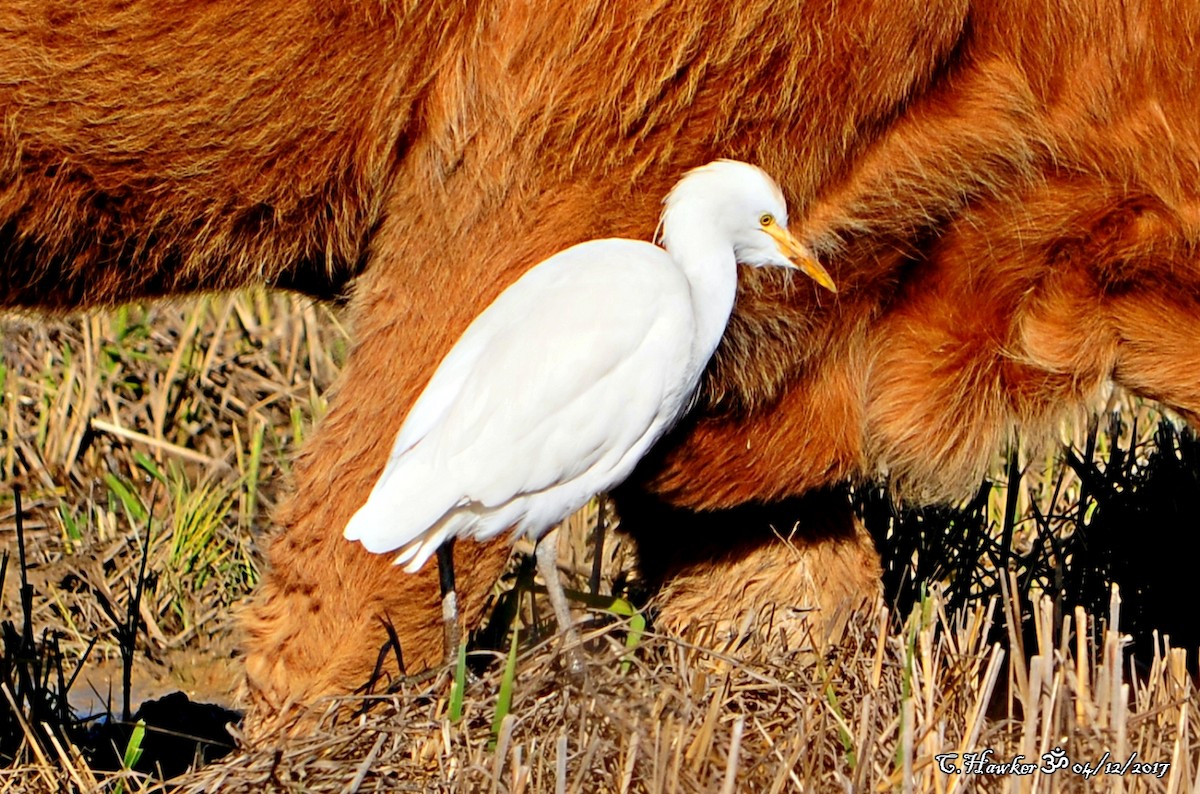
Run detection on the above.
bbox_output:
[239,191,524,733]
[1104,229,1200,426]
[617,487,880,651]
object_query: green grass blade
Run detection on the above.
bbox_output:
[449,640,467,724]
[244,421,265,528]
[57,504,82,543]
[122,719,146,769]
[104,472,148,523]
[825,681,856,768]
[490,626,519,749]
[606,596,645,674]
[114,718,147,794]
[133,451,167,484]
[290,406,305,447]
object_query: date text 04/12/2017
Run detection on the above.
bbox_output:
[935,748,1170,780]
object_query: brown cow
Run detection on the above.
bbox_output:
[3,0,1198,733]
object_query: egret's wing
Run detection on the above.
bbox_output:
[448,308,686,504]
[430,242,697,500]
[343,314,494,551]
[344,239,698,558]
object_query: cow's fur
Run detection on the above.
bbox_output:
[3,0,1199,733]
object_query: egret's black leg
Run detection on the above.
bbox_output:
[436,540,461,662]
[588,499,607,597]
[534,528,585,678]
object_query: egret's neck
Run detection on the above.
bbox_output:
[662,229,740,363]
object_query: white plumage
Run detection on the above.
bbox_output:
[343,160,836,659]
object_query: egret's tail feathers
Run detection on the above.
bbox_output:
[397,533,442,573]
[470,500,527,544]
[392,542,423,568]
[342,481,459,557]
[343,481,525,573]
[396,513,473,572]
[343,504,411,554]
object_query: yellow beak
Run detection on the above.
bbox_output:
[764,224,838,294]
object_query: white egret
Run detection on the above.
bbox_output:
[343,159,837,669]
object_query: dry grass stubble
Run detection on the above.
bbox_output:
[1,293,1198,791]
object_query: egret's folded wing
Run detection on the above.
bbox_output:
[345,239,695,555]
[426,241,697,505]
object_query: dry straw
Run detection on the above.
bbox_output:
[2,294,1199,791]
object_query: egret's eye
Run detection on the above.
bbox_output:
[759,213,775,227]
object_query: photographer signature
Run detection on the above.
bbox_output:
[935,748,1170,780]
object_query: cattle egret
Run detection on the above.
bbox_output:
[343,159,837,669]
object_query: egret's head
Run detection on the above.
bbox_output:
[660,160,837,293]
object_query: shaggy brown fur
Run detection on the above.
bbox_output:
[618,486,883,648]
[0,1,423,306]
[4,0,1199,734]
